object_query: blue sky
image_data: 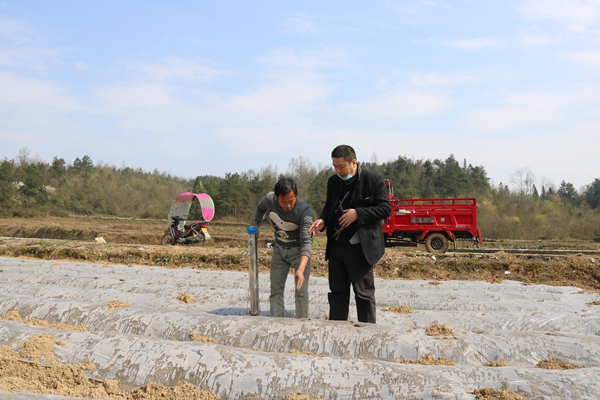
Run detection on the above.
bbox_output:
[1,1,599,191]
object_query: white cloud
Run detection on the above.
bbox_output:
[462,107,558,131]
[90,68,333,148]
[127,57,228,83]
[409,72,480,86]
[385,1,447,18]
[445,38,503,49]
[198,79,333,155]
[75,61,89,71]
[505,91,568,109]
[341,91,452,120]
[520,32,556,47]
[519,0,600,27]
[0,47,58,69]
[461,90,578,132]
[221,79,330,115]
[564,50,600,68]
[0,16,33,43]
[463,121,600,188]
[0,71,82,111]
[0,71,88,155]
[92,82,202,138]
[282,14,325,34]
[95,83,181,111]
[0,16,59,73]
[258,47,347,70]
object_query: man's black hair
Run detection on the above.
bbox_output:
[331,144,357,162]
[274,178,298,197]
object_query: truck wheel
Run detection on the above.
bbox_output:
[425,233,448,253]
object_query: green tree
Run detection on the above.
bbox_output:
[21,163,48,205]
[466,164,490,196]
[557,180,577,206]
[435,154,469,197]
[216,172,251,219]
[584,179,600,209]
[73,155,94,171]
[0,159,16,212]
[306,167,332,217]
[381,156,419,198]
[51,156,66,178]
[419,160,437,198]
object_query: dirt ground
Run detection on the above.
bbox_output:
[1,216,599,291]
[0,216,599,399]
[0,332,218,399]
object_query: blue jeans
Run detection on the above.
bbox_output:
[270,244,310,318]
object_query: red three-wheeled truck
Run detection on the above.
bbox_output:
[382,179,483,253]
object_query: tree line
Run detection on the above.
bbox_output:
[1,149,599,240]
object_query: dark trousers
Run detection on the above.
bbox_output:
[328,240,376,323]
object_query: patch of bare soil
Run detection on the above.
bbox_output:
[289,349,321,357]
[1,216,600,291]
[536,358,585,370]
[0,216,249,247]
[472,387,526,400]
[283,394,326,400]
[399,353,454,366]
[483,360,507,367]
[189,333,217,344]
[385,305,413,314]
[0,334,219,399]
[378,251,600,291]
[1,236,599,292]
[176,293,195,304]
[106,300,130,310]
[0,310,87,332]
[424,324,457,339]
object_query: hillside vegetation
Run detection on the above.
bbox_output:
[1,151,599,241]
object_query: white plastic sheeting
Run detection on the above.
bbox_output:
[0,257,599,399]
[0,391,89,400]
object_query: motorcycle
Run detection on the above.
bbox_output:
[160,191,215,246]
[161,215,211,246]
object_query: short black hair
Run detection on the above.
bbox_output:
[274,178,298,197]
[331,144,356,162]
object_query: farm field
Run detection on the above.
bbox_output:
[0,216,599,399]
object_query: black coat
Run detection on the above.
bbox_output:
[318,167,392,266]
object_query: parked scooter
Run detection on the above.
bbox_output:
[161,215,211,246]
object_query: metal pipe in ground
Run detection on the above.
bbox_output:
[245,226,260,316]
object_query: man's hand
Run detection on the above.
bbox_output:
[338,208,357,228]
[294,256,309,290]
[253,224,260,239]
[308,219,324,236]
[294,268,305,291]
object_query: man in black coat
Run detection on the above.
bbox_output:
[309,145,391,323]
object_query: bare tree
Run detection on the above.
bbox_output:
[510,167,536,196]
[16,147,32,167]
[370,151,379,164]
[539,176,556,196]
[286,155,317,197]
[258,164,279,182]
